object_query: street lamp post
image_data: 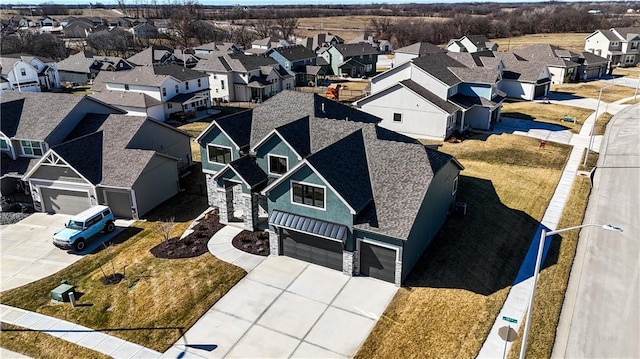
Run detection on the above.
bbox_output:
[518,223,623,359]
[583,84,614,167]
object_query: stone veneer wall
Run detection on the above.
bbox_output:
[269,230,279,255]
[342,250,359,276]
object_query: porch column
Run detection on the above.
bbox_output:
[268,229,279,256]
[394,260,403,287]
[216,186,233,224]
[343,250,359,276]
[241,193,258,231]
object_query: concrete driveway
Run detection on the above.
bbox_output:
[164,256,398,358]
[0,213,131,291]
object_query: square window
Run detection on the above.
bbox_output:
[0,139,8,150]
[20,68,26,76]
[268,155,288,175]
[291,182,325,209]
[20,140,42,156]
[207,145,231,164]
[393,113,402,123]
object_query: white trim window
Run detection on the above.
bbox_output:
[20,140,43,156]
[207,145,232,164]
[0,138,9,151]
[452,176,459,195]
[268,154,288,175]
[291,181,325,209]
[624,55,636,64]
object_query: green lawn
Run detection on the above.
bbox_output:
[0,193,246,353]
[357,134,571,358]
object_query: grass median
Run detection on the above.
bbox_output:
[508,176,592,358]
[0,322,110,359]
[501,102,593,133]
[356,134,571,358]
[0,193,246,353]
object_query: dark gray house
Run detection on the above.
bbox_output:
[267,45,320,86]
[197,91,463,285]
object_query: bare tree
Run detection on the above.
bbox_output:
[153,216,175,243]
[369,17,394,38]
[254,18,274,38]
[274,16,298,41]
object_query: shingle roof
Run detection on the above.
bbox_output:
[275,116,311,157]
[268,45,316,62]
[93,63,206,87]
[511,44,581,68]
[58,113,157,187]
[0,92,84,140]
[90,91,162,108]
[126,45,175,65]
[307,129,372,212]
[612,27,640,41]
[395,42,445,55]
[449,93,502,109]
[229,156,267,189]
[330,43,379,57]
[580,51,608,66]
[411,52,466,86]
[495,53,549,83]
[214,109,253,149]
[598,29,621,42]
[448,66,499,84]
[399,80,459,114]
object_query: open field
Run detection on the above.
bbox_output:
[356,134,571,358]
[501,102,594,133]
[0,322,111,359]
[492,33,590,53]
[0,194,246,353]
[508,176,592,358]
[551,82,638,103]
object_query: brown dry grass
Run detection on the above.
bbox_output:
[501,102,594,133]
[612,66,640,78]
[492,33,590,53]
[551,82,637,103]
[357,134,571,359]
[578,149,599,172]
[0,322,111,359]
[593,112,613,136]
[0,194,246,352]
[508,176,592,359]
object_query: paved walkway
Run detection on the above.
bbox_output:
[206,225,265,272]
[477,99,627,358]
[0,304,161,358]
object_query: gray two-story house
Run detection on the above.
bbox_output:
[197,91,463,286]
[267,44,320,86]
[319,43,379,78]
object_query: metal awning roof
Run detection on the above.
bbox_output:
[269,210,348,243]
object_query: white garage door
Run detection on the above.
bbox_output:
[105,190,132,218]
[41,188,91,215]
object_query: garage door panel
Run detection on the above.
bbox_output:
[41,188,91,215]
[282,229,342,271]
[360,242,396,283]
[105,191,132,218]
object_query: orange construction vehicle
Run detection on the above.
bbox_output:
[325,83,346,101]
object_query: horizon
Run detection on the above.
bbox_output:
[4,0,618,6]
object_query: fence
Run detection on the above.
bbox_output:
[294,86,368,103]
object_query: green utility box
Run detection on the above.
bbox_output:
[51,284,75,302]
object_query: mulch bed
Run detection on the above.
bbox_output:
[150,209,224,259]
[232,230,270,256]
[102,273,125,285]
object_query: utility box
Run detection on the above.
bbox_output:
[51,284,75,302]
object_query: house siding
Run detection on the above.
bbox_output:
[255,135,300,176]
[411,66,451,99]
[199,126,239,173]
[132,155,179,216]
[359,86,452,140]
[464,106,491,130]
[370,62,411,93]
[402,161,459,281]
[131,121,192,168]
[267,164,353,238]
[500,80,535,101]
[29,165,85,184]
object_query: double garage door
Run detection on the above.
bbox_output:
[281,229,343,271]
[41,188,91,215]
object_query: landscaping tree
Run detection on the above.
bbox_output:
[274,15,297,41]
[153,216,175,243]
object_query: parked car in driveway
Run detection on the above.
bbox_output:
[52,205,115,252]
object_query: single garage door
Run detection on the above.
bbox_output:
[534,84,547,99]
[360,242,397,283]
[41,188,91,215]
[584,67,602,80]
[281,229,343,271]
[105,190,132,218]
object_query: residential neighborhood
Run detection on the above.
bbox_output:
[0,3,638,359]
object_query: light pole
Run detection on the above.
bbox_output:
[583,84,614,167]
[519,223,623,359]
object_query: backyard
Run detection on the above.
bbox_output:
[0,193,246,354]
[551,82,638,103]
[501,102,593,133]
[356,134,572,358]
[491,33,590,53]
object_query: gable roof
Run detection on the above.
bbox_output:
[399,79,459,114]
[197,109,254,149]
[268,44,316,62]
[90,91,162,109]
[511,43,581,68]
[395,42,445,56]
[0,92,85,140]
[330,43,378,57]
[55,113,159,187]
[412,52,467,86]
[214,156,268,190]
[611,27,640,41]
[93,63,206,87]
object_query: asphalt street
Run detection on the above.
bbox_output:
[553,104,640,358]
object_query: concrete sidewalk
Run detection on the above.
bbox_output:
[477,101,625,358]
[207,225,265,272]
[0,304,161,359]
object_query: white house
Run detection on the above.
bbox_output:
[447,35,498,53]
[91,64,210,121]
[0,54,60,93]
[356,52,504,140]
[194,52,294,103]
[393,42,446,67]
[584,27,640,68]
